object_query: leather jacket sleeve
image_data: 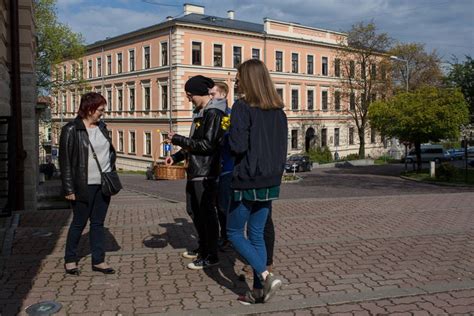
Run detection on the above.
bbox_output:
[172,109,223,155]
[59,124,75,195]
[171,149,186,164]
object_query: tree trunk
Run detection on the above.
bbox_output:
[358,134,365,159]
[414,141,422,172]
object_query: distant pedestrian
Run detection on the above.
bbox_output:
[166,75,226,270]
[227,59,288,304]
[59,92,117,276]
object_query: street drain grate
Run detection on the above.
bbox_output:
[25,301,62,315]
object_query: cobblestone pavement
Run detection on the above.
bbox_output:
[0,166,473,315]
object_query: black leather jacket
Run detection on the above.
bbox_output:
[171,105,225,179]
[59,117,116,202]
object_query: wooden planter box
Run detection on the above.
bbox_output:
[154,165,186,180]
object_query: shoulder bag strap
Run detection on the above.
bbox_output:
[85,135,103,174]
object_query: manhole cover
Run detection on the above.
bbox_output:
[25,301,62,315]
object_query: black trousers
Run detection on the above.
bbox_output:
[264,206,275,266]
[64,185,111,265]
[186,179,219,259]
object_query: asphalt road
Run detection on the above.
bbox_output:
[120,163,474,203]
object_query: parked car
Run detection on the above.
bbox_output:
[404,145,451,163]
[469,159,474,168]
[447,148,465,160]
[285,155,313,172]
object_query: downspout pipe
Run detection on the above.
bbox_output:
[9,0,25,212]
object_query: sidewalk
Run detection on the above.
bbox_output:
[0,189,473,315]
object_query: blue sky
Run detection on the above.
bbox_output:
[57,0,473,64]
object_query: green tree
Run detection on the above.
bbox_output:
[390,42,443,92]
[445,56,474,122]
[337,21,393,158]
[34,0,86,95]
[369,87,469,171]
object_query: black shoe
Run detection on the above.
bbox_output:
[92,265,115,274]
[182,248,200,259]
[64,263,80,276]
[187,256,219,270]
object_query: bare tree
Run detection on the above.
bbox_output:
[336,21,392,158]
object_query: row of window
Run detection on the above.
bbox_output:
[57,84,169,114]
[113,130,163,156]
[279,88,378,112]
[290,127,379,150]
[117,128,379,156]
[191,42,383,78]
[60,42,169,81]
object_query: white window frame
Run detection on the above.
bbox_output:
[142,82,151,112]
[116,86,123,112]
[306,86,315,111]
[321,56,329,76]
[159,82,169,111]
[128,84,136,112]
[321,87,329,111]
[106,55,112,75]
[144,131,152,156]
[191,40,203,66]
[160,41,168,66]
[251,47,261,60]
[291,52,299,74]
[306,54,314,75]
[290,85,300,111]
[212,42,225,67]
[275,50,284,72]
[96,57,102,77]
[106,88,112,112]
[129,130,136,154]
[334,88,342,111]
[232,45,243,68]
[87,60,92,79]
[117,130,124,152]
[143,45,151,70]
[275,84,285,105]
[128,49,136,72]
[116,52,123,74]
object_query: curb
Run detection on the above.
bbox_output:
[400,175,474,188]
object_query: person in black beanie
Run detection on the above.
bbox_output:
[165,75,226,270]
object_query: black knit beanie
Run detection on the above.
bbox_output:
[185,75,215,96]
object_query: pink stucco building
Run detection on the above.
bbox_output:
[52,4,386,170]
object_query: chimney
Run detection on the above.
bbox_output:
[227,10,235,20]
[183,3,204,15]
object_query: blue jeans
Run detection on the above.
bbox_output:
[227,200,271,289]
[65,185,111,265]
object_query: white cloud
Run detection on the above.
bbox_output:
[59,5,171,44]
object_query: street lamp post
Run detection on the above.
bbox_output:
[390,55,409,92]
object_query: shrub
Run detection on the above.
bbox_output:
[307,146,332,163]
[344,153,360,161]
[436,162,458,181]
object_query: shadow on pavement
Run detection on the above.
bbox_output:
[204,249,250,297]
[77,227,121,261]
[142,218,198,250]
[0,208,71,315]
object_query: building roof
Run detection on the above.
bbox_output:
[87,13,264,50]
[174,13,264,33]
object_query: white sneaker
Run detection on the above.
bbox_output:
[263,273,282,302]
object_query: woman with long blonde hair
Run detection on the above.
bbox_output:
[227,59,287,304]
